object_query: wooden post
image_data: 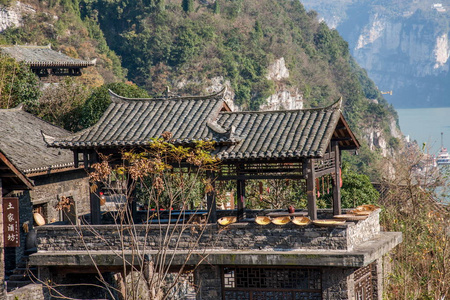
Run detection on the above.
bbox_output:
[332,141,342,216]
[127,177,137,224]
[307,158,317,220]
[206,171,217,223]
[90,182,101,225]
[236,179,246,221]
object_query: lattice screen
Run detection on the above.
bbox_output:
[223,267,322,300]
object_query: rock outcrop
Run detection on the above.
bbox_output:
[0,2,35,32]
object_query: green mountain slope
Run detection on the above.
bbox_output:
[0,0,400,176]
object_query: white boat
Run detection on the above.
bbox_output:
[437,132,450,165]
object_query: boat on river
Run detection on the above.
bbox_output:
[437,132,450,165]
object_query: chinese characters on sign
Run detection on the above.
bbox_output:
[3,197,19,247]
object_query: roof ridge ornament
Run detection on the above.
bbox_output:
[41,130,56,146]
[11,103,24,111]
[206,119,227,134]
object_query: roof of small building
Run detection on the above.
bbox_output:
[0,45,95,68]
[44,88,232,148]
[44,88,359,160]
[213,103,341,159]
[0,106,75,175]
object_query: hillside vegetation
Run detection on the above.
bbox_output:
[0,0,399,175]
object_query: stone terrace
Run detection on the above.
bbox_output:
[30,209,401,268]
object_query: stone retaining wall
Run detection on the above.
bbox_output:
[6,284,47,300]
[35,210,380,252]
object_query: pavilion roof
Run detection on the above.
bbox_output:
[44,89,359,160]
[44,88,231,148]
[0,45,95,68]
[213,101,344,159]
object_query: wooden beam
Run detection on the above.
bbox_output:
[333,141,341,216]
[307,159,317,220]
[217,174,306,181]
[314,168,335,178]
[0,152,33,189]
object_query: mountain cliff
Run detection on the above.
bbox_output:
[302,0,450,108]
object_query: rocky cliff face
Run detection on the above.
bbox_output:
[0,2,35,32]
[302,0,450,108]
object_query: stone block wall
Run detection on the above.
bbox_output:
[35,210,380,252]
[30,169,90,223]
[346,209,381,250]
[6,284,47,300]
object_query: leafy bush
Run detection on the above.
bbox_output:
[80,82,149,128]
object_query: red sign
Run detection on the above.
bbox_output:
[3,197,19,247]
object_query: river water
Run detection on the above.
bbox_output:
[396,107,450,203]
[396,107,450,155]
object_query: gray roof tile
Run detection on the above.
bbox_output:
[47,89,228,148]
[46,90,356,160]
[0,45,95,68]
[0,106,75,174]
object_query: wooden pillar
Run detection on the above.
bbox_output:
[90,182,101,225]
[206,171,217,223]
[236,179,246,221]
[127,177,137,224]
[306,158,317,220]
[332,142,342,216]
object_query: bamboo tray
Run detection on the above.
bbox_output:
[255,216,272,225]
[312,219,346,227]
[34,213,46,226]
[217,216,237,226]
[333,214,368,221]
[292,216,311,226]
[271,216,291,225]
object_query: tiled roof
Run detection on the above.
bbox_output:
[45,88,358,160]
[212,101,342,159]
[0,45,95,68]
[0,106,75,174]
[44,89,230,148]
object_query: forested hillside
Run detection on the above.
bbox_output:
[0,0,400,176]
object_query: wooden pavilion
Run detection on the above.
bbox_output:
[0,45,95,78]
[43,88,359,223]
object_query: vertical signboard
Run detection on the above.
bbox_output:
[3,197,19,247]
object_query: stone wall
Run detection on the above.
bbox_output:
[322,267,355,299]
[346,209,381,250]
[30,169,90,223]
[194,265,222,299]
[35,210,380,252]
[6,284,47,300]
